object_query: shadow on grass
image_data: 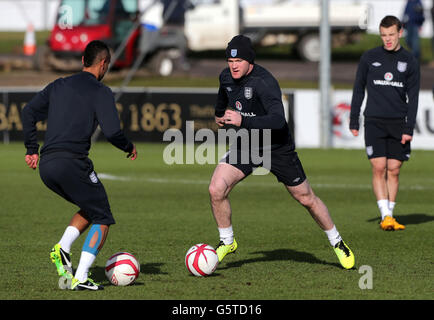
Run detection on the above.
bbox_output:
[219,248,341,270]
[91,262,167,286]
[367,213,434,225]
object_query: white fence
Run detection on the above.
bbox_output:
[295,89,434,149]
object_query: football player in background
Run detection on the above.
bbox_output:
[350,16,420,230]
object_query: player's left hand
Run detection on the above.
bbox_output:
[127,144,137,161]
[25,154,39,170]
[401,134,412,144]
[224,110,242,127]
[350,129,359,137]
[215,115,225,127]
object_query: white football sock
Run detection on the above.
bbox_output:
[377,199,391,220]
[324,225,342,247]
[59,226,80,253]
[389,201,396,216]
[218,226,234,245]
[74,251,96,282]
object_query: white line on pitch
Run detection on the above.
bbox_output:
[98,173,430,191]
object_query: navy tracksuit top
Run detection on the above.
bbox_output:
[22,71,133,156]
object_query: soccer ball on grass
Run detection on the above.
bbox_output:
[185,244,218,277]
[105,252,140,286]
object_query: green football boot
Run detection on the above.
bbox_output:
[215,238,238,262]
[50,243,73,278]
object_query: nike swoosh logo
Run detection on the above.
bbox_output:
[79,283,99,290]
[60,249,72,268]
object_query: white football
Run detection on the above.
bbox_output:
[185,244,219,277]
[105,252,140,286]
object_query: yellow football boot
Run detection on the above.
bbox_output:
[333,240,355,270]
[215,238,238,262]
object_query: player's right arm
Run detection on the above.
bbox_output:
[215,80,228,127]
[22,83,52,168]
[350,54,369,133]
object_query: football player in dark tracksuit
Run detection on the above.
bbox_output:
[350,16,420,231]
[22,40,137,290]
[209,35,355,269]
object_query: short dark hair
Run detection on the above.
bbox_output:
[82,40,110,67]
[380,15,402,31]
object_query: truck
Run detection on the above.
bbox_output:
[185,0,370,62]
[35,0,370,74]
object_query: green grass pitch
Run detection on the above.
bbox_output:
[0,142,432,300]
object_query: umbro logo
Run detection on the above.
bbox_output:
[372,62,381,67]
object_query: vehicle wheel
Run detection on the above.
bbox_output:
[297,34,320,62]
[150,51,174,77]
[33,45,52,71]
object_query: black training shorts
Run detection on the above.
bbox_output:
[364,117,411,161]
[221,145,307,186]
[39,151,115,225]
